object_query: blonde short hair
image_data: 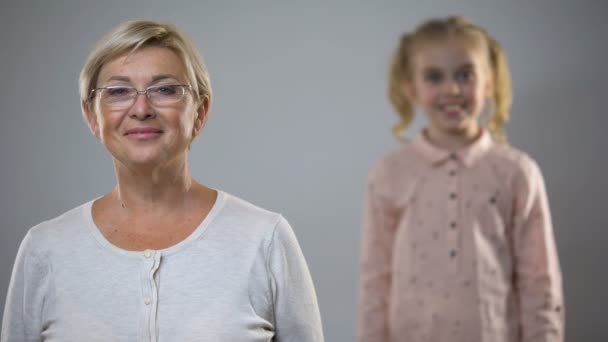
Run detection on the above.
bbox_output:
[79,20,212,114]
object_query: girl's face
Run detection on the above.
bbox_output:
[84,46,208,170]
[404,37,492,137]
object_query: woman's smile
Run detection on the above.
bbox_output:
[124,126,164,141]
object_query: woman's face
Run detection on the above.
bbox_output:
[85,46,207,169]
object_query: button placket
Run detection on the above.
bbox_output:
[142,250,155,305]
[446,158,461,274]
[148,252,161,342]
[141,250,161,342]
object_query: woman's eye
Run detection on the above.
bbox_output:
[107,87,132,97]
[152,85,178,96]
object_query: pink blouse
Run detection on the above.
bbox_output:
[358,130,564,342]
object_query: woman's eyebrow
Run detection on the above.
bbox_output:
[151,74,180,82]
[105,75,130,82]
[103,74,181,84]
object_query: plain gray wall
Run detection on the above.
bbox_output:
[1,0,606,340]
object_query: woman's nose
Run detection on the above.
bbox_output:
[128,92,156,120]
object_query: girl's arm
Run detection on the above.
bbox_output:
[512,158,564,342]
[357,175,398,342]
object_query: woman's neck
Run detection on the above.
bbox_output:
[92,157,217,251]
[111,156,196,214]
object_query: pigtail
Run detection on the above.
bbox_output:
[389,33,415,142]
[485,35,512,144]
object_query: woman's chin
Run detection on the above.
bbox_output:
[113,152,171,170]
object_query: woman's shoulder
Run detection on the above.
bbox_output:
[216,191,286,235]
[24,201,93,254]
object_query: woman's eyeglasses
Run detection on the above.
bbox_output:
[90,84,191,108]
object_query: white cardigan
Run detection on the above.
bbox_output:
[1,191,323,341]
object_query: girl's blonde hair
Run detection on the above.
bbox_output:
[79,20,212,115]
[389,15,512,143]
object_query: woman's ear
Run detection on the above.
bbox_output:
[83,101,101,140]
[192,96,210,139]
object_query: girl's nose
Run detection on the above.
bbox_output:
[444,80,461,95]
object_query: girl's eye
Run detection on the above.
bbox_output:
[456,69,475,82]
[424,71,443,84]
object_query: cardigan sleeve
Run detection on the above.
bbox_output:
[2,230,53,342]
[267,216,324,342]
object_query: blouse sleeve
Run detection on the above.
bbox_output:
[267,216,324,342]
[511,158,564,342]
[2,230,53,342]
[357,174,399,342]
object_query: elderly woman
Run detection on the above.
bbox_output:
[1,20,323,341]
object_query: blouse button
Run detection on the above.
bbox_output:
[144,296,151,305]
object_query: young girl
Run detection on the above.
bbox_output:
[358,16,564,342]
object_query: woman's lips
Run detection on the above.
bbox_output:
[124,127,163,140]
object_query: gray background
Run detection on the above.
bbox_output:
[1,0,606,340]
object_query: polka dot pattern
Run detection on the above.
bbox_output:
[359,130,564,341]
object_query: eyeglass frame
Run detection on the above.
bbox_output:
[88,84,193,107]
